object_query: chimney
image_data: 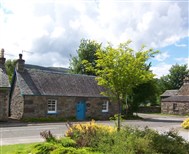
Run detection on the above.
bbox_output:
[0,48,6,65]
[183,75,189,84]
[16,53,25,72]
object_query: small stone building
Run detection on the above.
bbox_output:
[161,77,189,115]
[0,49,10,121]
[9,54,118,120]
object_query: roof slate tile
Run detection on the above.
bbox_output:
[0,64,10,88]
[16,65,106,97]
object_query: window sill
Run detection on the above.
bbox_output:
[102,110,108,113]
[47,112,58,115]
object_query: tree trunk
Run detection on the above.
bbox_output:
[117,98,122,131]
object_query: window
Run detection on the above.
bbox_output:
[173,103,178,111]
[47,99,57,114]
[102,101,109,112]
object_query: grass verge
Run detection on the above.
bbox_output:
[0,143,38,154]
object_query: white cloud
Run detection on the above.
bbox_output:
[175,58,189,65]
[174,43,187,47]
[151,63,172,78]
[154,52,170,62]
[51,27,65,38]
[0,0,188,78]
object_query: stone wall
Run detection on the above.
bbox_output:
[10,80,24,119]
[138,106,161,113]
[22,96,119,120]
[0,88,9,121]
[161,101,189,115]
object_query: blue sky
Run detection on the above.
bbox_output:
[152,36,188,77]
[0,0,188,78]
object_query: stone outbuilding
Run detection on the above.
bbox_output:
[0,49,10,121]
[161,76,189,115]
[9,54,118,120]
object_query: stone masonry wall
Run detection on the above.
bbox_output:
[161,101,189,115]
[22,96,119,120]
[10,80,24,119]
[0,88,9,121]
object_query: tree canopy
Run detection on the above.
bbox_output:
[5,59,16,82]
[94,41,158,99]
[158,64,188,93]
[168,64,188,89]
[132,79,160,110]
[84,40,158,130]
[69,39,101,75]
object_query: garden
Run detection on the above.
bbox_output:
[2,119,189,154]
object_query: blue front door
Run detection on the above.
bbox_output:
[76,101,86,120]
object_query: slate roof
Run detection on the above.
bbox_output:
[161,90,178,97]
[16,64,106,97]
[161,96,189,102]
[0,64,10,88]
[161,81,189,102]
[177,83,189,96]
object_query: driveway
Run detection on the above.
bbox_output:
[0,113,188,145]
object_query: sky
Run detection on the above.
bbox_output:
[0,0,188,78]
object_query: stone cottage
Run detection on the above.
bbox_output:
[9,54,118,120]
[0,49,10,121]
[161,76,189,115]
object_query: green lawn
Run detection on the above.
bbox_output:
[0,143,38,154]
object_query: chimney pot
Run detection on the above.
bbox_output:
[0,48,5,58]
[19,54,23,60]
[0,48,6,65]
[16,53,25,72]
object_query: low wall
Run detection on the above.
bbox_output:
[138,106,161,113]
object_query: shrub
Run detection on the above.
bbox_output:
[22,137,100,154]
[65,120,115,147]
[40,130,57,143]
[181,118,189,129]
[59,137,77,147]
[150,130,189,154]
[51,147,102,154]
[91,126,189,154]
[95,127,156,154]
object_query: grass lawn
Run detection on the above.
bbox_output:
[0,143,38,154]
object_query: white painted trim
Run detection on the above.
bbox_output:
[47,99,57,114]
[102,101,109,112]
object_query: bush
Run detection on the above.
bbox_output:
[17,122,189,154]
[95,126,189,154]
[59,137,77,147]
[40,130,57,143]
[65,120,115,147]
[65,121,189,154]
[20,137,100,154]
[181,118,189,129]
[51,147,102,154]
[95,127,156,154]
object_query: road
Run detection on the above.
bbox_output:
[0,113,189,145]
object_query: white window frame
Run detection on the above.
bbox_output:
[47,99,57,114]
[102,101,109,112]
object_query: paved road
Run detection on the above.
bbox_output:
[0,114,189,145]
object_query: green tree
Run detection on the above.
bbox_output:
[157,75,171,94]
[69,39,101,75]
[168,64,188,89]
[158,64,188,95]
[87,40,158,130]
[5,59,16,82]
[132,79,160,112]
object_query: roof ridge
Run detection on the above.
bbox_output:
[25,64,96,78]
